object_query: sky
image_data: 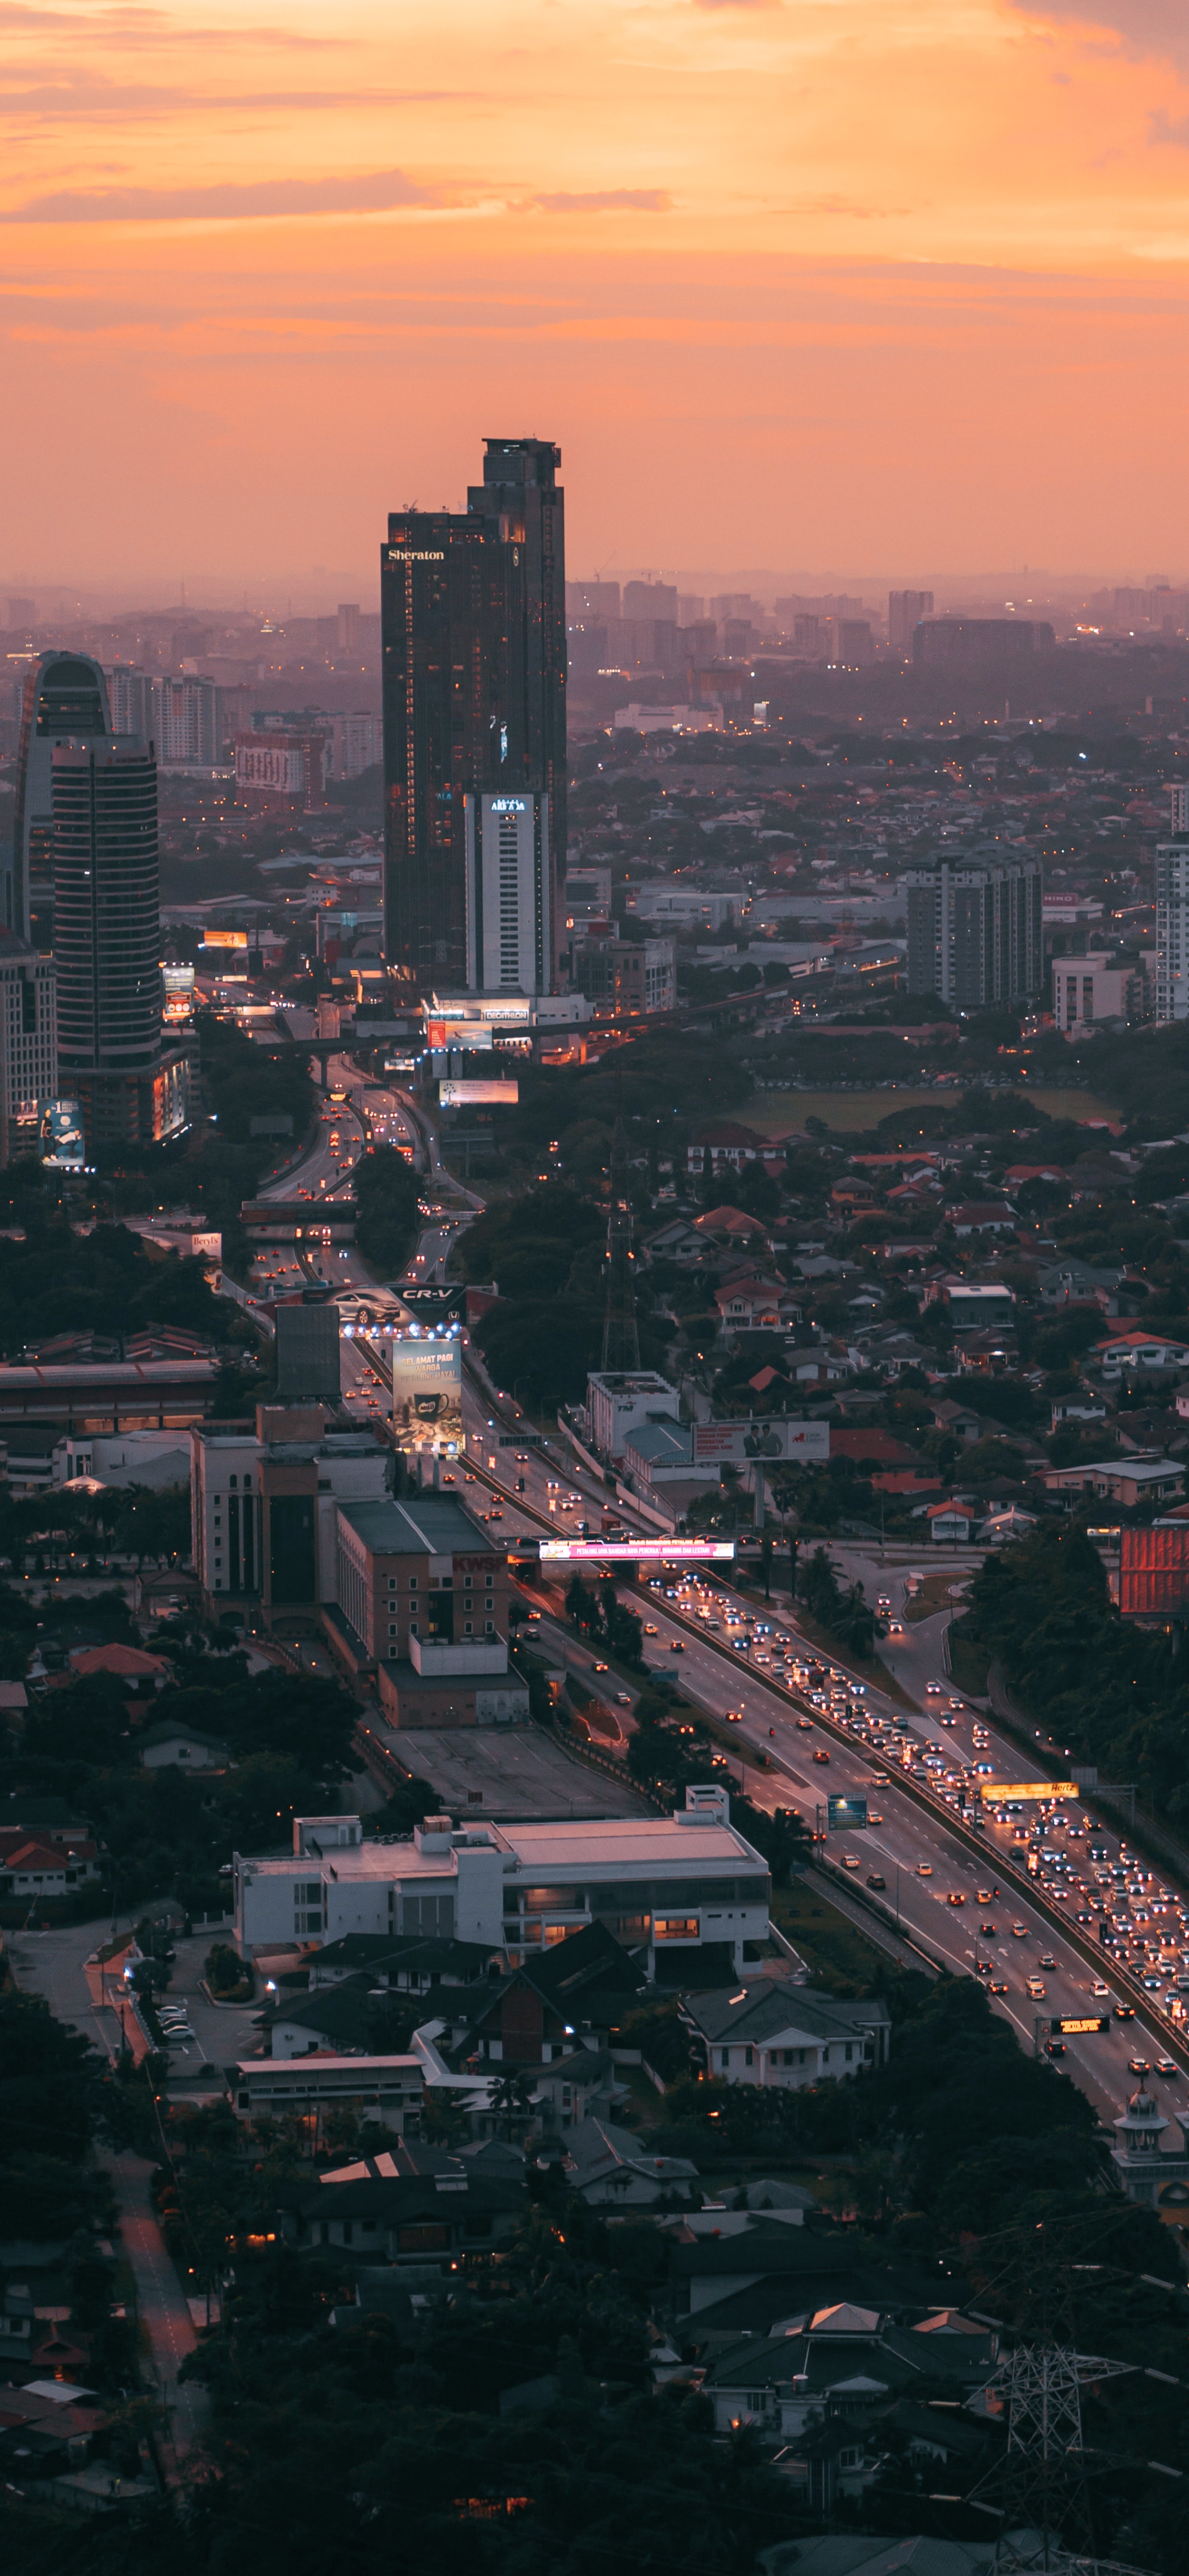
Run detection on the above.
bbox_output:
[4,0,1189,595]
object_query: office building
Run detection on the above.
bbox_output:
[275,1303,341,1406]
[380,435,566,995]
[234,728,329,811]
[232,1786,771,1977]
[1155,834,1189,1022]
[832,619,874,666]
[52,734,190,1150]
[570,930,675,1019]
[190,1404,389,1616]
[463,791,552,992]
[1051,954,1148,1034]
[106,664,155,739]
[623,578,677,621]
[329,712,380,778]
[0,932,56,1164]
[888,589,934,653]
[337,602,359,649]
[1170,785,1189,837]
[12,651,111,946]
[912,618,1055,665]
[335,1489,527,1724]
[906,855,1043,1006]
[566,578,620,619]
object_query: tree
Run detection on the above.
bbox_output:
[488,2068,533,2140]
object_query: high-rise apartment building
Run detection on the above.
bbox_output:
[1155,827,1189,1023]
[888,590,934,653]
[1170,784,1189,837]
[12,652,111,947]
[52,734,189,1150]
[380,436,566,995]
[906,855,1043,1006]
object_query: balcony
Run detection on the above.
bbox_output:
[409,1634,508,1678]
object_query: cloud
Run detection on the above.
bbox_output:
[1149,108,1189,145]
[531,189,673,212]
[0,74,456,122]
[0,1,339,36]
[1010,1,1189,72]
[0,167,448,221]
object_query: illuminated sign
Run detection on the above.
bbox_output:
[162,963,195,1023]
[37,1098,86,1169]
[439,1080,519,1107]
[489,796,528,814]
[388,549,445,563]
[201,929,249,951]
[1057,2016,1110,2035]
[693,1421,830,1466]
[827,1795,868,1831]
[539,1539,736,1564]
[982,1781,1078,1804]
[389,1332,463,1456]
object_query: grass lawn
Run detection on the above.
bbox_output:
[770,1875,891,1994]
[745,1087,1119,1135]
[904,1572,970,1624]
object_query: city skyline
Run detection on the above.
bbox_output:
[3,2,1189,585]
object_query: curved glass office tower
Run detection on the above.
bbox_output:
[52,734,187,1152]
[12,652,110,948]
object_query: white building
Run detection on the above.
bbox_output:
[585,1370,681,1462]
[190,1405,390,1610]
[629,885,743,930]
[55,1429,192,1491]
[680,1982,891,2090]
[463,792,553,996]
[233,1788,772,1976]
[1155,835,1189,1022]
[1051,954,1147,1034]
[329,713,380,779]
[154,675,219,767]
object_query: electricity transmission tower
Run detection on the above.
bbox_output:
[601,1115,640,1372]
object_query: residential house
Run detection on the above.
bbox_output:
[277,2143,526,2266]
[0,1829,101,1897]
[1098,1330,1189,1380]
[307,1931,501,1994]
[714,1278,803,1337]
[702,2299,997,2437]
[1050,1394,1106,1428]
[926,1500,975,1543]
[1038,1259,1126,1310]
[67,1642,171,1696]
[945,1203,1017,1237]
[1041,1456,1186,1508]
[454,1921,648,2065]
[229,2053,424,2135]
[680,1983,891,2089]
[556,2114,700,2205]
[138,1720,228,1771]
[686,1122,782,1177]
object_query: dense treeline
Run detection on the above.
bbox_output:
[353,1143,421,1277]
[962,1519,1189,1826]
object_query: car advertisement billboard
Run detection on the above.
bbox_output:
[388,1330,463,1456]
[37,1098,86,1169]
[438,1080,519,1107]
[981,1780,1078,1804]
[538,1538,736,1564]
[692,1420,830,1465]
[162,963,195,1023]
[827,1794,868,1831]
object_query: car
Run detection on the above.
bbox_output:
[593,1662,609,1674]
[1113,2003,1136,2021]
[726,1708,744,1722]
[926,1682,942,1696]
[1155,2057,1179,2078]
[1090,1979,1110,1999]
[868,1811,885,1826]
[980,1922,997,1938]
[812,1748,831,1764]
[842,1854,860,1870]
[796,1717,814,1731]
[643,1624,659,1636]
[669,1640,684,1653]
[948,1697,964,1712]
[1127,2056,1152,2076]
[866,1872,887,1891]
[615,1692,632,1707]
[1039,1953,1056,1971]
[917,1862,932,1877]
[1011,1922,1028,1938]
[989,1978,1010,1995]
[1044,2039,1066,2058]
[947,1891,966,1907]
[1026,1978,1046,2000]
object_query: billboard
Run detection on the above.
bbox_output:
[693,1420,830,1466]
[162,963,195,1023]
[389,1330,463,1456]
[201,929,249,950]
[538,1538,736,1564]
[827,1794,869,1831]
[428,1021,494,1051]
[438,1080,519,1107]
[38,1098,86,1169]
[1057,2015,1110,2035]
[399,1284,466,1321]
[1119,1525,1189,1620]
[981,1780,1077,1804]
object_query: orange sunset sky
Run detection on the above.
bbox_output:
[4,0,1189,594]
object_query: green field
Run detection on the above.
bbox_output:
[746,1087,1119,1136]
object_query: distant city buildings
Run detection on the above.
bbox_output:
[381,436,566,996]
[13,651,111,948]
[888,589,934,653]
[52,732,188,1150]
[906,854,1043,1005]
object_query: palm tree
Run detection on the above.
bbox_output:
[487,2067,534,2140]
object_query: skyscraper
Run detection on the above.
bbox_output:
[380,436,566,994]
[906,855,1043,1006]
[12,651,111,947]
[1155,825,1189,1023]
[888,589,934,653]
[52,734,189,1150]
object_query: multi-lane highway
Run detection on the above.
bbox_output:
[248,1050,1189,2141]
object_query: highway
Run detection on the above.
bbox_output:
[249,1050,1189,2143]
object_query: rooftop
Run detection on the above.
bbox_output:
[339,1494,498,1556]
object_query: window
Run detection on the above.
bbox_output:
[720,2047,729,2069]
[654,1915,699,1941]
[408,1575,418,1590]
[410,1620,418,1636]
[744,2046,754,2067]
[397,2222,449,2253]
[230,1475,237,1489]
[465,1622,472,1635]
[486,1619,495,1634]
